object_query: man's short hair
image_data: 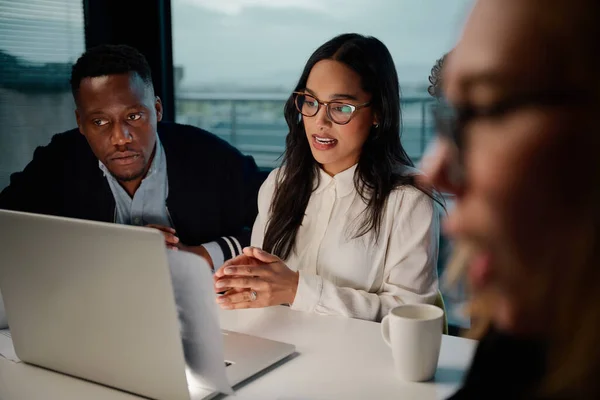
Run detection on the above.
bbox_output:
[70,44,153,98]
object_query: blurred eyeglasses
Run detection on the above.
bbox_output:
[293,92,371,125]
[431,89,592,154]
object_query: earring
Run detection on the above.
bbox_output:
[374,123,379,129]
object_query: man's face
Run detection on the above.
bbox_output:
[75,72,162,182]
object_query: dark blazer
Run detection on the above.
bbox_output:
[0,121,264,260]
[448,327,547,400]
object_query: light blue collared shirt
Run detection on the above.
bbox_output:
[99,137,172,228]
[98,136,224,269]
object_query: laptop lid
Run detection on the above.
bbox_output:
[0,210,191,400]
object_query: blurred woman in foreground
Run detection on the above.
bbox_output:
[422,0,600,398]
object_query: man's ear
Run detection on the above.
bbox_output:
[75,109,84,135]
[155,96,163,122]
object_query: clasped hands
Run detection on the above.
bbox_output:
[213,247,299,309]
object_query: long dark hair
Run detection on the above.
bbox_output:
[263,33,440,260]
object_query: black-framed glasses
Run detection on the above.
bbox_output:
[293,91,371,125]
[432,89,593,152]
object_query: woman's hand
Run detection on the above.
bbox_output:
[213,247,299,309]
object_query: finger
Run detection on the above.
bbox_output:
[215,254,253,278]
[223,288,246,295]
[214,263,232,278]
[146,225,179,245]
[242,247,255,257]
[219,301,262,310]
[215,286,242,295]
[245,247,281,264]
[214,284,240,293]
[167,245,179,251]
[214,264,230,279]
[216,289,254,305]
[214,265,225,279]
[223,254,256,267]
[214,277,267,291]
[221,264,272,277]
[241,246,266,260]
[162,232,179,245]
[213,281,242,293]
[146,224,176,234]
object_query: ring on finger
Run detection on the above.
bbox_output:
[249,290,257,302]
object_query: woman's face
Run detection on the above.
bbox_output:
[301,59,376,176]
[423,0,597,333]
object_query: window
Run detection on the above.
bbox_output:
[172,0,470,169]
[0,0,85,189]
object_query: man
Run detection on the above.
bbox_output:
[0,44,262,271]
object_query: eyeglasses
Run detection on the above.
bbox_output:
[293,91,371,125]
[432,89,593,153]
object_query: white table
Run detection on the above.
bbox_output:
[0,306,477,400]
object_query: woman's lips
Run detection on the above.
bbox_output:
[468,251,492,289]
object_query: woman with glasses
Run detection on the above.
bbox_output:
[213,33,441,322]
[422,0,600,398]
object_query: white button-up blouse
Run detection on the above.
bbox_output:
[251,164,440,322]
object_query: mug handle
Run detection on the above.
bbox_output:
[381,315,391,347]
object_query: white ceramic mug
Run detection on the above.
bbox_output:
[381,304,444,382]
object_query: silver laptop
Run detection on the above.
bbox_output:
[0,209,295,400]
